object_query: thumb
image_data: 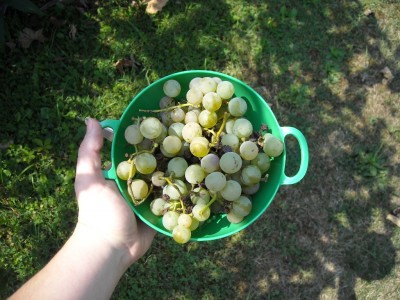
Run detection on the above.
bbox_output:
[76,118,104,180]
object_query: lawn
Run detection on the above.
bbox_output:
[1,0,400,299]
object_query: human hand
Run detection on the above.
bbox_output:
[74,118,156,267]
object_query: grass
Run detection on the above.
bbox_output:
[1,0,400,299]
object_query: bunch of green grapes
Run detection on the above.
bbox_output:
[116,77,284,244]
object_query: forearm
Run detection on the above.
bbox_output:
[10,226,130,300]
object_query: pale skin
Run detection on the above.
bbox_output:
[9,118,156,300]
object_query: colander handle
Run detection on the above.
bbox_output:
[280,127,309,185]
[100,119,120,180]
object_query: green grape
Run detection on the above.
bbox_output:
[192,203,211,221]
[150,198,166,216]
[185,164,205,184]
[168,122,185,139]
[190,187,210,205]
[199,77,217,94]
[163,179,188,200]
[189,77,201,89]
[225,119,235,134]
[116,160,133,180]
[205,171,227,192]
[172,224,191,244]
[140,117,163,139]
[221,133,240,151]
[167,157,188,178]
[160,111,174,127]
[160,144,176,158]
[216,81,235,99]
[159,96,174,109]
[262,133,284,157]
[189,217,200,231]
[170,107,185,123]
[228,97,247,117]
[226,210,244,224]
[184,110,199,124]
[202,92,222,112]
[239,141,259,161]
[162,135,182,155]
[129,179,149,200]
[219,152,243,174]
[232,195,252,217]
[163,79,181,98]
[220,180,242,201]
[186,87,203,106]
[182,122,202,143]
[198,110,217,128]
[200,153,220,173]
[232,118,253,139]
[212,77,222,85]
[242,183,260,195]
[241,165,262,186]
[251,153,271,174]
[162,211,179,231]
[151,171,166,187]
[153,124,167,143]
[124,124,144,145]
[178,213,193,228]
[134,153,157,175]
[190,136,210,158]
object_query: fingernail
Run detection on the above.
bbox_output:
[84,117,90,125]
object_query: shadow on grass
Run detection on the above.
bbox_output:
[1,0,399,299]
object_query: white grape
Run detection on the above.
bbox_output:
[182,122,202,143]
[199,77,217,94]
[170,107,185,123]
[241,165,262,186]
[162,135,182,155]
[205,171,227,192]
[134,153,157,175]
[191,187,210,205]
[159,96,175,109]
[178,214,193,228]
[167,157,188,178]
[232,118,253,139]
[163,179,188,200]
[150,198,166,216]
[116,160,133,180]
[163,79,181,98]
[200,153,220,173]
[190,136,210,158]
[228,97,247,117]
[263,133,284,157]
[160,111,174,127]
[219,152,242,174]
[162,211,179,231]
[198,110,217,128]
[151,171,166,187]
[172,224,191,244]
[226,210,244,224]
[232,195,252,217]
[251,153,271,174]
[242,183,260,195]
[153,123,168,143]
[212,77,222,85]
[192,204,211,221]
[186,87,203,106]
[216,81,235,99]
[168,122,185,140]
[225,119,235,134]
[220,180,242,201]
[140,117,163,139]
[189,77,201,89]
[202,92,222,112]
[185,164,205,184]
[184,110,199,124]
[221,133,240,151]
[129,179,149,200]
[239,141,259,161]
[124,124,144,145]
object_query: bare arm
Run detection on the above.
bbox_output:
[10,118,155,300]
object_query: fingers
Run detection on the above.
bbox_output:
[76,118,104,180]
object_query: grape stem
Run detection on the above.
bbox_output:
[163,175,186,212]
[139,103,195,113]
[129,184,154,206]
[128,142,159,162]
[209,112,231,147]
[199,192,218,215]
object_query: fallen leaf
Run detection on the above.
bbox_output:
[69,24,77,40]
[18,28,47,49]
[115,57,142,74]
[145,0,168,14]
